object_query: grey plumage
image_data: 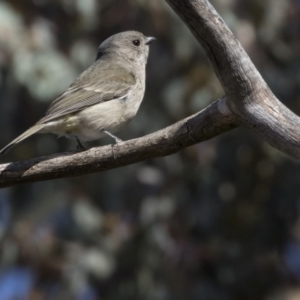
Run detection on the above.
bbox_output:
[0,31,155,155]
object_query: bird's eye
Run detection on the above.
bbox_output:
[132,40,140,46]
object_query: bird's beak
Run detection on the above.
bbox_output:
[145,37,156,45]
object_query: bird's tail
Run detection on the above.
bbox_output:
[0,124,45,155]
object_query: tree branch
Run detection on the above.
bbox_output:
[1,0,300,187]
[0,98,236,188]
[166,0,300,159]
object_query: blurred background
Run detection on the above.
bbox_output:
[0,0,300,299]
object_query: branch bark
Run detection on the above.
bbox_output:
[1,0,300,187]
[0,98,236,188]
[166,0,300,159]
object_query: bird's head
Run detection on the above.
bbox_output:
[96,31,155,65]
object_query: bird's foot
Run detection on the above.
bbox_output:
[76,137,86,151]
[77,145,86,151]
[103,130,122,144]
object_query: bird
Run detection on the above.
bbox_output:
[0,31,155,155]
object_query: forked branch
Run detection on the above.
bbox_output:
[167,0,300,159]
[1,0,299,187]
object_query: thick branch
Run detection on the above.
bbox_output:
[166,0,264,97]
[166,0,300,159]
[0,98,236,188]
[2,0,300,187]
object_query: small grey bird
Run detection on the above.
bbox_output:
[0,31,155,155]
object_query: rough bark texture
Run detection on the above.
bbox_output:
[1,0,300,187]
[167,0,300,159]
[0,98,236,187]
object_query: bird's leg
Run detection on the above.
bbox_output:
[76,137,86,151]
[103,130,122,144]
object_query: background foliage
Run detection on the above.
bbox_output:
[0,0,300,299]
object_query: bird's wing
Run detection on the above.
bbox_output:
[37,64,136,124]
